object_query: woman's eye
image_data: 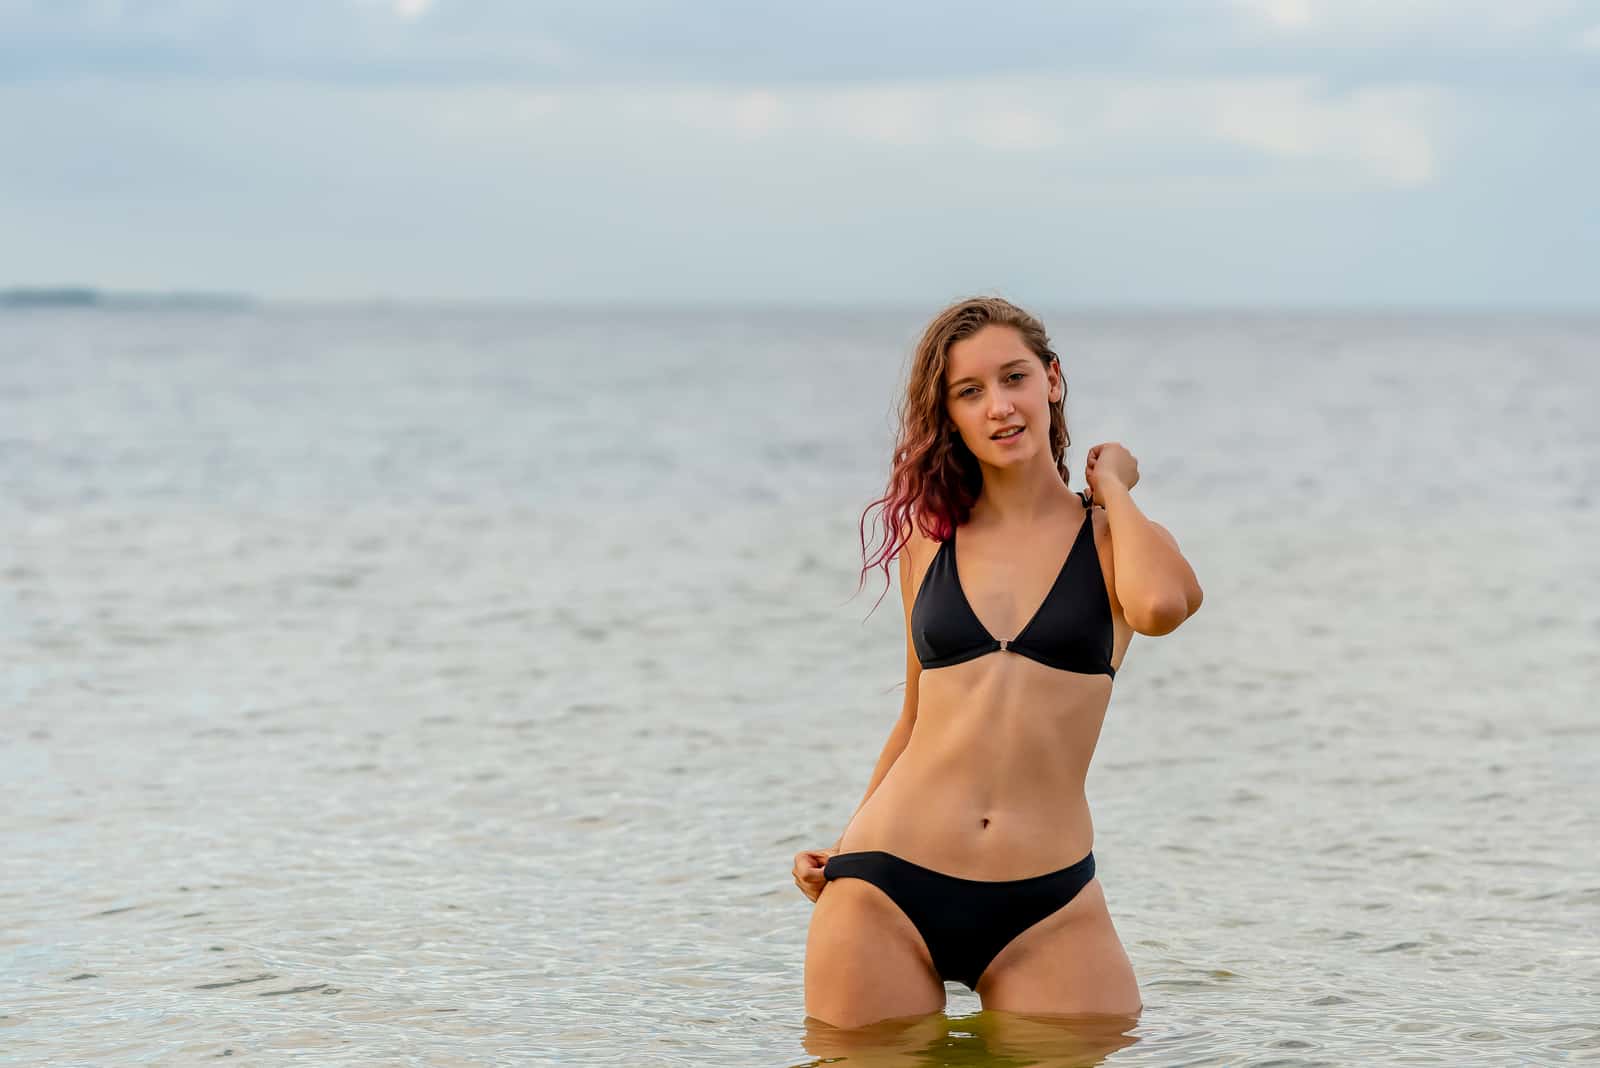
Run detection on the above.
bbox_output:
[958,373,1021,398]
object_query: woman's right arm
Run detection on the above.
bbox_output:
[830,544,923,851]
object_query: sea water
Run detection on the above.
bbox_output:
[2,304,1596,1065]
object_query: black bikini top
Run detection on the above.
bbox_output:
[911,489,1116,679]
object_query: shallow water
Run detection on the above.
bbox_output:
[1,305,1596,1065]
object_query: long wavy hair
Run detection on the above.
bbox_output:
[854,295,1075,616]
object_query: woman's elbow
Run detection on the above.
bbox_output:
[1131,589,1199,636]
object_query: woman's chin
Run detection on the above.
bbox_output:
[985,443,1033,463]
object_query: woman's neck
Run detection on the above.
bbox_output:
[968,458,1078,528]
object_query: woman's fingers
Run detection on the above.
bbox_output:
[792,848,833,900]
[793,864,826,900]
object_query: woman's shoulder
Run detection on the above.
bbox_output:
[896,513,941,582]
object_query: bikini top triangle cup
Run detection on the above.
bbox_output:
[911,489,1117,678]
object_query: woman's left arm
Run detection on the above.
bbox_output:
[1098,479,1202,634]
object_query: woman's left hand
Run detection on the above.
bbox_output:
[1085,442,1139,504]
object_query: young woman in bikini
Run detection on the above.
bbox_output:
[794,295,1203,1029]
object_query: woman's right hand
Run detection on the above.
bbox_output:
[793,847,838,903]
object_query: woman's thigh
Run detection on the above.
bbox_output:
[804,878,947,1029]
[973,879,1143,1017]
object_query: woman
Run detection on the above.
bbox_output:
[795,296,1203,1029]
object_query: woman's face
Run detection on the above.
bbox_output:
[944,324,1059,465]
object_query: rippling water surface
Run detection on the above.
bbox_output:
[1,305,1596,1065]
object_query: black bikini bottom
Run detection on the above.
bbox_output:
[822,848,1096,991]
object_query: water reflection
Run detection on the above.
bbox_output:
[798,1008,1141,1067]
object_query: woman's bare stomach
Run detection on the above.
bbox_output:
[836,666,1112,880]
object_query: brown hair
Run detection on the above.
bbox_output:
[853,295,1075,615]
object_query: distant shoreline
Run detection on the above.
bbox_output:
[2,288,1595,317]
[0,286,256,309]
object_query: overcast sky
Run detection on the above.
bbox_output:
[2,0,1596,306]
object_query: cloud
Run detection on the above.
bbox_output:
[0,67,1587,305]
[1202,80,1445,185]
[349,0,435,19]
[1228,0,1588,41]
[730,90,782,136]
[518,75,1449,186]
[0,3,1588,305]
[0,1,1589,91]
[1231,0,1315,30]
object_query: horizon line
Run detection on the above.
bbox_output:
[5,286,1598,316]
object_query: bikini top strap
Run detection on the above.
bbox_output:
[1079,487,1094,510]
